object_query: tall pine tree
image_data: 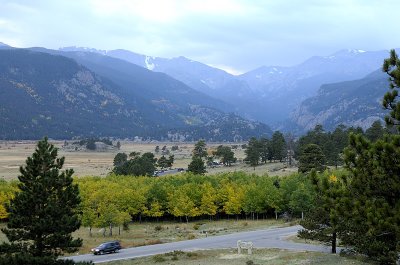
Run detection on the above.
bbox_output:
[1,137,82,258]
[338,49,400,264]
[382,49,400,129]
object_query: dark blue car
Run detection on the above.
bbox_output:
[91,241,121,255]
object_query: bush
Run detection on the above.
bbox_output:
[0,255,93,265]
[153,255,166,263]
[171,145,179,151]
[193,223,204,230]
[186,252,199,258]
[154,225,163,231]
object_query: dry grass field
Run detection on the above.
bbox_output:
[102,248,371,265]
[0,140,296,180]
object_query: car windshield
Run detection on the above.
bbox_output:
[98,243,107,248]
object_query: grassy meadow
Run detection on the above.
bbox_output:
[0,140,296,180]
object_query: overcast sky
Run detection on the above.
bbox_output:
[0,0,399,74]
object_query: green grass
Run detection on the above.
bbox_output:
[100,248,373,265]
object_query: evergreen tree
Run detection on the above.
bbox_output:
[298,144,326,173]
[365,120,385,141]
[113,152,127,167]
[329,124,348,167]
[171,145,179,151]
[0,138,82,259]
[298,171,346,254]
[166,155,174,168]
[382,49,400,129]
[187,157,206,175]
[244,137,261,169]
[259,137,270,163]
[334,51,400,264]
[157,155,168,169]
[270,131,286,161]
[113,152,156,176]
[192,140,207,158]
[213,145,236,166]
[343,133,400,264]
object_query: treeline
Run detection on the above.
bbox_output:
[295,121,389,167]
[0,171,311,232]
[242,120,391,172]
[243,131,287,168]
[70,172,316,235]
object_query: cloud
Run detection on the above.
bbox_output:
[0,0,399,73]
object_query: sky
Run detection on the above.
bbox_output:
[0,0,399,74]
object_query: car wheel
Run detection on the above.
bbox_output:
[100,251,104,255]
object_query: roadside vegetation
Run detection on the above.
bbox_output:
[100,248,372,265]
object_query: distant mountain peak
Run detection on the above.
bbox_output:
[330,49,367,57]
[59,46,107,55]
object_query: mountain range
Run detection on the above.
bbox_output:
[61,46,391,127]
[0,43,395,140]
[0,48,271,140]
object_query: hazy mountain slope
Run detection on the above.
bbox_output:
[0,49,149,139]
[72,47,392,126]
[61,47,252,113]
[58,46,392,131]
[0,48,272,140]
[289,70,390,132]
[56,50,272,140]
[59,51,233,112]
[239,49,391,123]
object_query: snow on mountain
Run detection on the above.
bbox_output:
[145,56,155,70]
[59,46,107,55]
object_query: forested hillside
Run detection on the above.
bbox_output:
[0,48,272,140]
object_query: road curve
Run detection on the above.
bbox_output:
[67,225,331,264]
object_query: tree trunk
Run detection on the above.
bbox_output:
[109,223,113,237]
[331,232,337,253]
[301,211,304,220]
[275,211,278,220]
[119,226,121,235]
[89,227,92,237]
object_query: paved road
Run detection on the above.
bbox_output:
[68,225,331,264]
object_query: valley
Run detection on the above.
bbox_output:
[1,2,399,265]
[0,140,294,180]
